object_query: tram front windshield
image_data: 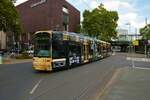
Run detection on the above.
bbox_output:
[34,32,51,57]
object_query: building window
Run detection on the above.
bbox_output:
[62,6,69,14]
[62,6,69,31]
[63,14,69,24]
[62,14,69,31]
[63,23,68,31]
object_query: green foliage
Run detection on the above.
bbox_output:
[0,0,21,35]
[11,0,17,3]
[140,24,150,39]
[76,24,81,33]
[82,4,119,41]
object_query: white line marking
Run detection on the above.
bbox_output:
[96,68,122,100]
[30,79,43,94]
[126,57,150,62]
[134,67,150,70]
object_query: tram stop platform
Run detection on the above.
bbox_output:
[100,67,150,100]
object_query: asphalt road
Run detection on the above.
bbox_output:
[0,53,149,100]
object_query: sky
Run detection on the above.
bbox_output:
[15,0,150,34]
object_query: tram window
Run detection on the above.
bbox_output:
[37,50,50,57]
[52,32,63,41]
[52,41,65,59]
[68,43,81,56]
[52,32,66,58]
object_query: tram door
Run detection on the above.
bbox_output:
[83,42,89,63]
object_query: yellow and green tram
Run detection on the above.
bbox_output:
[32,31,111,71]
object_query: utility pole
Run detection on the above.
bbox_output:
[126,23,135,68]
[135,28,138,40]
[145,17,148,58]
[126,23,131,41]
[145,17,148,25]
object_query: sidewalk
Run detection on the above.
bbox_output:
[2,57,32,64]
[100,67,150,100]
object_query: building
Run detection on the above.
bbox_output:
[16,0,80,47]
[117,28,141,41]
[117,29,128,36]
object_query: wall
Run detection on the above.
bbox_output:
[16,0,80,33]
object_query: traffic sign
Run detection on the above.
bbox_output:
[132,40,139,46]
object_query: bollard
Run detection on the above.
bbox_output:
[0,54,2,64]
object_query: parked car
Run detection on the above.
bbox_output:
[0,49,7,55]
[10,48,22,54]
[26,50,34,55]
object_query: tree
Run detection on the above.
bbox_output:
[76,24,81,33]
[140,24,150,39]
[82,4,119,41]
[11,0,17,3]
[0,0,21,37]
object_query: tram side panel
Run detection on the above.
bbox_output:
[66,41,82,67]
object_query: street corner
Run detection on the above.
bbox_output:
[98,67,150,100]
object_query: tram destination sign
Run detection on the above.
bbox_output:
[30,0,47,8]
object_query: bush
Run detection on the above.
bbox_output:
[15,53,32,59]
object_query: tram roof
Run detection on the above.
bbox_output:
[35,31,110,44]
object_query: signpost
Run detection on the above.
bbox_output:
[132,40,139,46]
[131,40,139,68]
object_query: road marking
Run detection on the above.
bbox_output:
[30,79,43,94]
[96,68,122,100]
[126,57,150,62]
[134,67,150,70]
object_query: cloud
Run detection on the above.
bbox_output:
[103,0,135,12]
[101,0,145,33]
[119,12,145,28]
[90,1,99,9]
[15,0,28,6]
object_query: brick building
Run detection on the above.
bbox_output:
[16,0,80,47]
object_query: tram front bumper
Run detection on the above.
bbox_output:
[32,58,52,71]
[33,65,52,71]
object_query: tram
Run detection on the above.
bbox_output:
[32,31,111,71]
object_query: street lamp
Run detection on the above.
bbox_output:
[125,23,135,68]
[125,22,131,41]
